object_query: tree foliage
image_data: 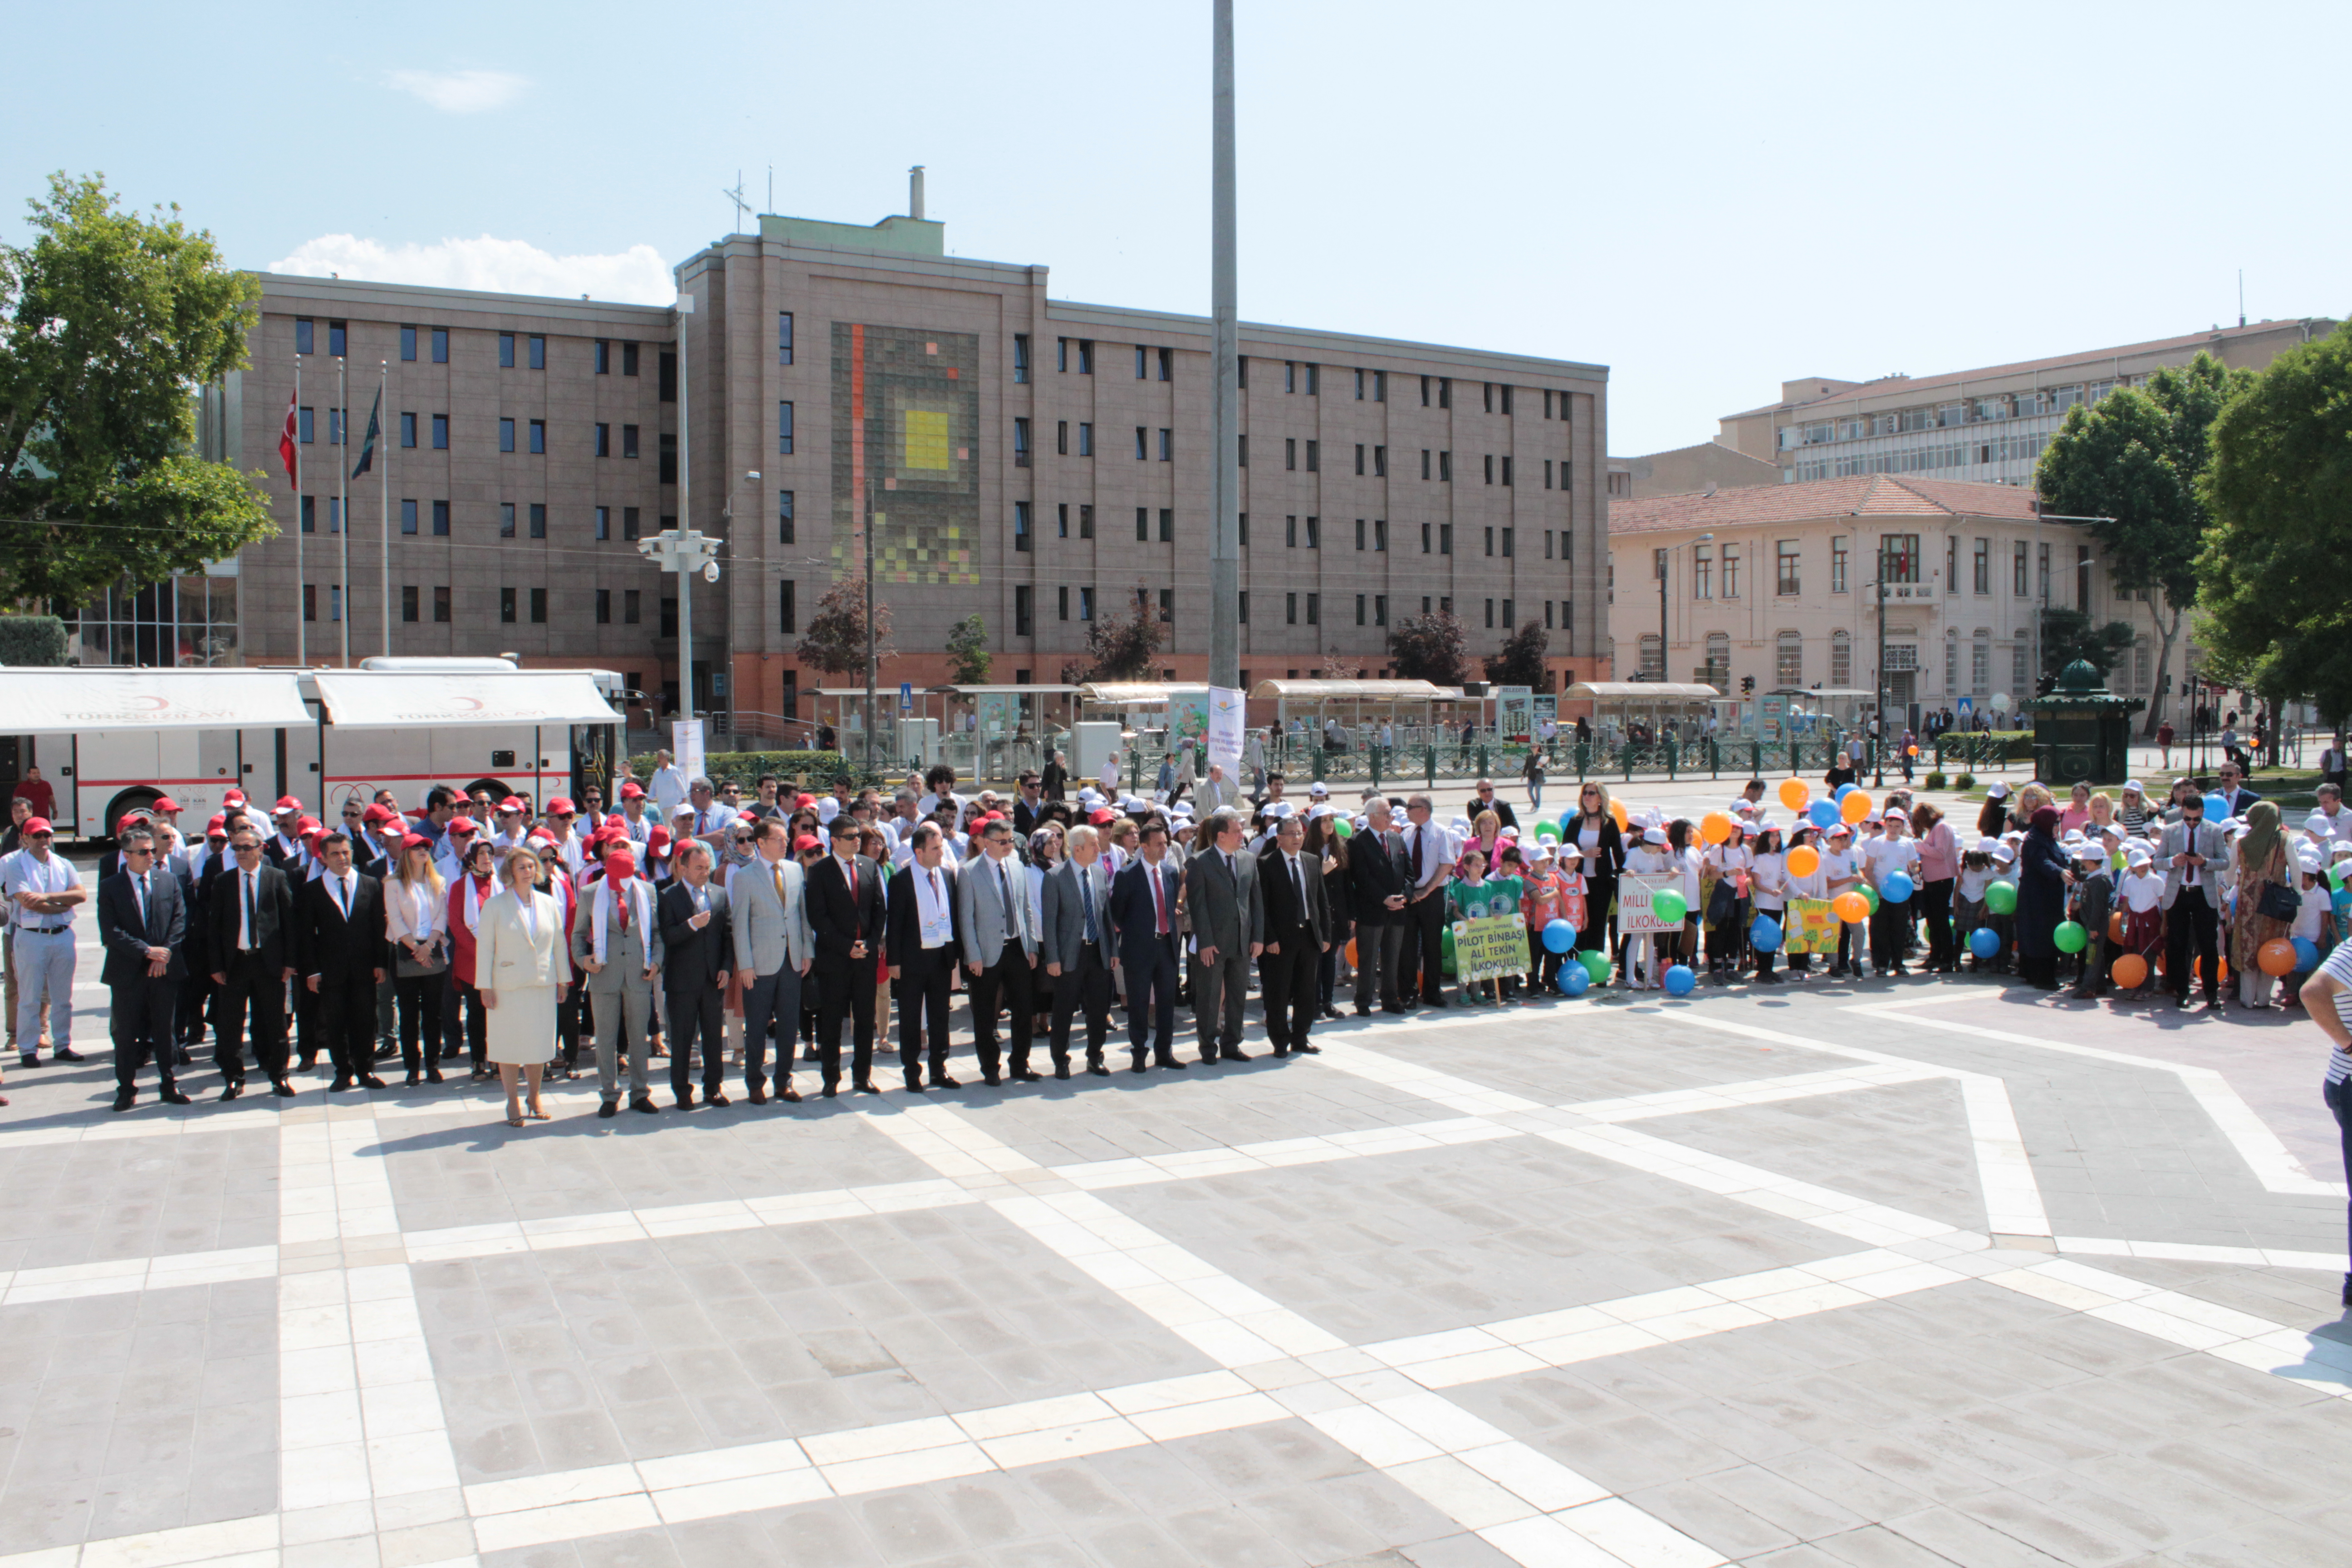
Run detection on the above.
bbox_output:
[1483,621,1548,690]
[2197,322,2352,727]
[944,613,990,685]
[0,614,67,664]
[2035,607,2136,688]
[1080,590,1164,681]
[1388,608,1467,686]
[794,578,892,678]
[0,172,274,608]
[2034,352,2245,733]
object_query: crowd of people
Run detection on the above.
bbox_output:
[4,747,2348,1127]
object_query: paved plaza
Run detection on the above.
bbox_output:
[2,891,2350,1568]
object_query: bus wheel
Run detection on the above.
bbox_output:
[102,788,163,846]
[465,779,512,805]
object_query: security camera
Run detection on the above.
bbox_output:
[701,561,721,583]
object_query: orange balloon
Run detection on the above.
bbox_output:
[1345,939,1359,966]
[1610,799,1628,832]
[1906,745,1920,757]
[2111,953,2149,988]
[1700,812,1735,845]
[2259,938,2297,977]
[2108,911,2126,943]
[1841,790,1873,823]
[1778,779,1810,811]
[1833,891,1870,923]
[1786,845,1821,878]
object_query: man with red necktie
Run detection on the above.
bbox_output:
[1107,819,1187,1073]
[806,815,886,1095]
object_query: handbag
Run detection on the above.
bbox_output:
[1704,876,1738,929]
[2257,880,2301,922]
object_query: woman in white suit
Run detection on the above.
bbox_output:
[476,847,564,1125]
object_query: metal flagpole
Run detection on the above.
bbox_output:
[337,356,351,666]
[294,358,305,666]
[378,360,390,656]
[1207,0,1240,693]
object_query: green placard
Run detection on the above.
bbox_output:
[1452,915,1528,984]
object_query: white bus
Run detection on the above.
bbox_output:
[0,658,628,840]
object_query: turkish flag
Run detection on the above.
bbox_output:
[279,391,299,488]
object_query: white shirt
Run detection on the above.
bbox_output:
[326,869,358,918]
[236,867,261,948]
[1862,837,1921,882]
[911,861,954,948]
[1404,821,1456,890]
[5,851,82,929]
[651,764,689,820]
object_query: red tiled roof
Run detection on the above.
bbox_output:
[1607,475,2043,537]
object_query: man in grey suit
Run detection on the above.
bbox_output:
[1184,808,1263,1063]
[2158,792,2228,1010]
[1040,823,1116,1078]
[570,848,666,1116]
[956,815,1039,1084]
[731,817,815,1102]
[1196,764,1234,818]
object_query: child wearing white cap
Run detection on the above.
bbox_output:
[1955,838,1999,974]
[1750,823,1788,985]
[1622,825,1677,989]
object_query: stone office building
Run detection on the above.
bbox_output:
[188,198,1612,735]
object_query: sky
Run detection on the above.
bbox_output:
[5,1,2345,456]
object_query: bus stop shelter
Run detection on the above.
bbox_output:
[1563,681,1721,740]
[1247,679,1456,741]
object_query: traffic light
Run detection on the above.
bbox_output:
[1740,675,1755,695]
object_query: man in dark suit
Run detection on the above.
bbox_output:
[1470,779,1519,833]
[1256,814,1330,1056]
[2214,760,2262,821]
[887,822,961,1092]
[1348,798,1411,1014]
[208,827,298,1099]
[1012,773,1049,838]
[657,838,732,1108]
[296,831,388,1093]
[806,815,887,1094]
[1107,820,1186,1073]
[98,828,191,1111]
[1039,823,1116,1078]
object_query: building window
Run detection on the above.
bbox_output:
[294,318,314,355]
[1013,334,1029,382]
[1286,592,1298,625]
[1485,455,1495,485]
[432,501,449,536]
[1439,451,1452,482]
[1421,449,1431,480]
[529,503,546,539]
[433,585,451,623]
[779,580,795,633]
[1014,501,1032,551]
[1777,631,1803,688]
[1056,419,1068,456]
[500,417,515,453]
[1237,512,1248,545]
[1057,586,1070,621]
[499,333,515,368]
[1159,588,1174,623]
[595,339,610,374]
[1421,523,1431,554]
[622,589,641,625]
[500,587,517,623]
[595,588,611,624]
[1357,594,1367,626]
[595,423,610,457]
[430,328,448,364]
[530,588,547,623]
[778,402,794,455]
[1014,418,1031,467]
[1356,518,1367,551]
[1159,428,1173,461]
[1973,637,1992,696]
[1776,540,1800,596]
[400,499,418,536]
[1136,427,1149,461]
[1501,456,1514,486]
[1159,508,1173,542]
[1485,599,1496,629]
[660,434,676,484]
[1830,630,1851,686]
[1440,523,1453,555]
[623,341,639,376]
[779,491,795,544]
[1079,588,1094,621]
[1502,528,1514,558]
[326,584,341,622]
[1693,546,1712,599]
[400,412,416,449]
[1723,544,1742,598]
[660,351,676,400]
[400,325,417,362]
[2013,644,2029,690]
[622,424,639,459]
[500,503,516,539]
[1079,504,1094,539]
[1304,516,1319,548]
[327,407,345,446]
[1137,507,1151,543]
[297,406,314,445]
[1303,439,1317,471]
[1285,515,1297,548]
[529,335,545,370]
[528,419,544,455]
[1638,633,1663,679]
[402,585,420,623]
[1285,438,1297,471]
[1015,585,1034,636]
[1973,537,1991,594]
[1882,533,1921,584]
[777,312,794,365]
[624,506,641,541]
[1158,347,1172,381]
[1373,445,1387,478]
[1832,537,1848,594]
[1484,527,1494,558]
[1078,422,1093,456]
[660,596,676,637]
[2013,540,2029,596]
[1306,593,1319,624]
[1134,345,1149,379]
[1438,378,1452,409]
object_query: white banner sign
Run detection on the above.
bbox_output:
[1205,685,1245,782]
[671,718,706,784]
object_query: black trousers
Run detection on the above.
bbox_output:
[969,940,1034,1077]
[664,981,726,1097]
[175,964,210,1045]
[898,950,956,1086]
[1049,942,1115,1067]
[1123,942,1180,1061]
[1400,888,1449,1004]
[214,953,288,1083]
[2167,887,2221,1000]
[315,975,377,1081]
[1260,931,1318,1050]
[450,980,487,1069]
[291,979,319,1068]
[110,974,180,1092]
[556,984,582,1069]
[813,957,876,1087]
[394,971,444,1075]
[1919,878,1956,970]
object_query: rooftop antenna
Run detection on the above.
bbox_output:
[766,165,773,216]
[2238,269,2246,328]
[722,171,749,233]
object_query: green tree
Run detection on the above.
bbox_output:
[2197,321,2352,733]
[2034,606,2136,689]
[1081,590,1164,681]
[1483,620,1548,690]
[794,577,893,679]
[2034,352,2246,735]
[944,613,990,684]
[0,173,274,608]
[1388,608,1467,686]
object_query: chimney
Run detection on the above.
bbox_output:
[908,165,926,221]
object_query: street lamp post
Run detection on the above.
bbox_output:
[638,529,721,724]
[1655,531,1713,685]
[1874,540,1888,788]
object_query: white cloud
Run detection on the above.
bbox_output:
[267,234,676,305]
[384,68,529,113]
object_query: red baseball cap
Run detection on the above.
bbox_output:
[206,814,228,833]
[1089,808,1116,825]
[222,789,246,804]
[401,833,431,852]
[22,817,52,835]
[297,816,323,834]
[448,817,478,836]
[118,813,143,832]
[362,804,393,825]
[274,796,301,813]
[793,834,821,853]
[647,825,671,848]
[153,796,181,813]
[603,849,637,878]
[794,794,816,809]
[619,782,645,799]
[497,797,524,813]
[547,798,575,816]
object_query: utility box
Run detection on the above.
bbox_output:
[1070,720,1124,785]
[2023,659,2143,786]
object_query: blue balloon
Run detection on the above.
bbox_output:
[1663,964,1695,996]
[1749,915,1783,952]
[1882,871,1915,904]
[1834,784,1857,801]
[1558,963,1591,996]
[1969,926,2001,959]
[1542,918,1577,954]
[2294,936,2321,972]
[1808,799,1839,829]
[2203,793,2230,821]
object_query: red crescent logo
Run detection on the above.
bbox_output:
[129,696,169,711]
[455,697,484,711]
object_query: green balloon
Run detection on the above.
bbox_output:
[1984,881,2018,915]
[1333,818,1354,838]
[1864,885,1882,915]
[1579,950,1612,985]
[1534,823,1561,842]
[1441,924,1458,978]
[2053,920,2088,953]
[1651,889,1687,926]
